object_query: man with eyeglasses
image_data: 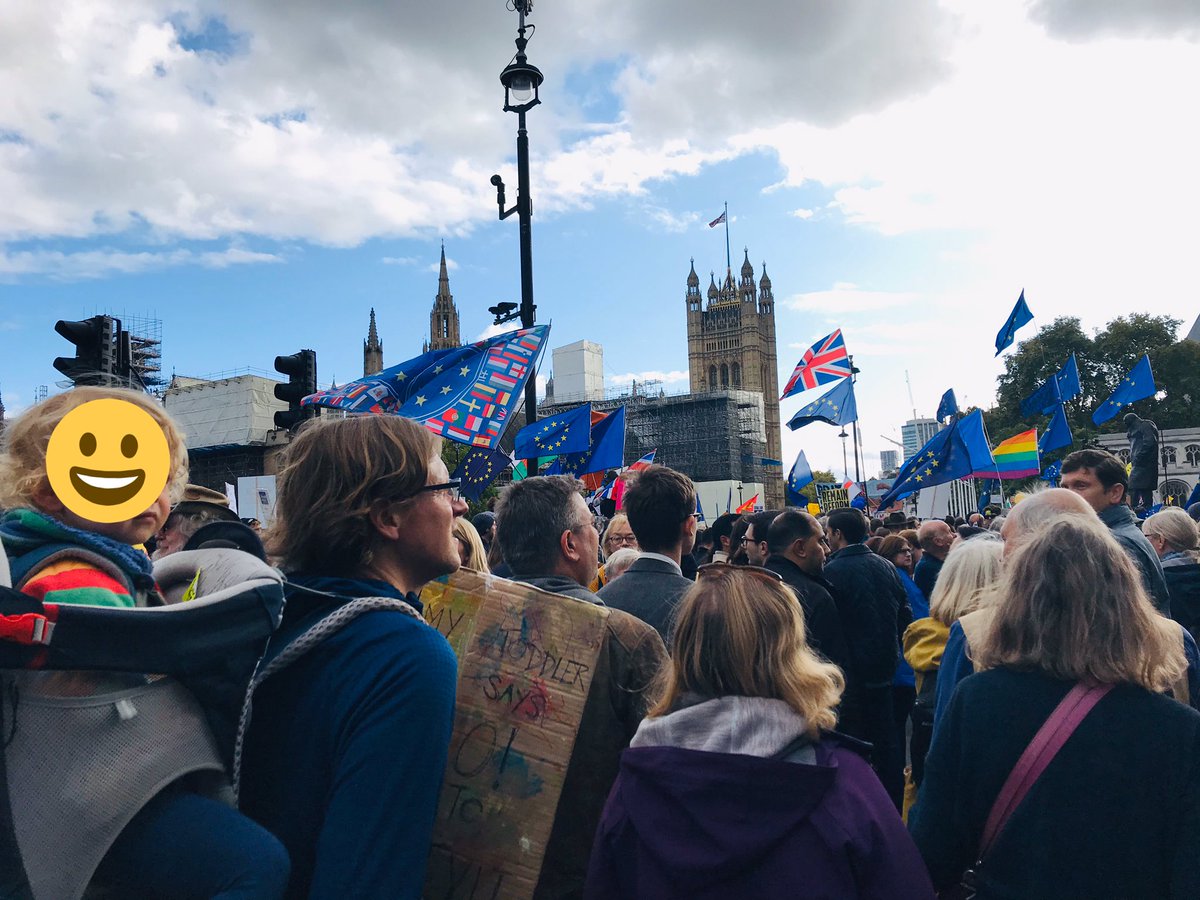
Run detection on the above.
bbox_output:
[742,509,782,567]
[598,465,700,642]
[763,509,850,676]
[494,475,666,899]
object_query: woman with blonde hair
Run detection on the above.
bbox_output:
[1144,507,1200,644]
[901,536,1003,815]
[590,512,637,590]
[910,515,1200,898]
[585,564,935,900]
[452,516,489,572]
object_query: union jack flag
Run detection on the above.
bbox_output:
[781,328,851,399]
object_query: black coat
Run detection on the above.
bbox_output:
[1127,417,1160,489]
[911,668,1200,899]
[1166,556,1200,647]
[764,555,851,675]
[822,543,910,687]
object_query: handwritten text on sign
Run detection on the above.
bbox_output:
[421,569,608,900]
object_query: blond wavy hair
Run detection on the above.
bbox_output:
[453,517,489,572]
[0,386,188,510]
[929,537,1004,626]
[651,566,845,738]
[976,514,1186,691]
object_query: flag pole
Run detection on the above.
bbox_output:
[723,201,731,274]
[978,413,1008,509]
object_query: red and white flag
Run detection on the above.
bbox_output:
[628,449,656,472]
[708,211,726,228]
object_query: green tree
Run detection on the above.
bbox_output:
[798,469,836,504]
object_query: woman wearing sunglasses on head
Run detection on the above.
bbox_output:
[585,563,935,900]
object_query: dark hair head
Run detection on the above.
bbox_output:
[710,512,740,543]
[828,509,868,544]
[1061,448,1128,492]
[622,465,697,553]
[746,509,782,543]
[495,475,589,575]
[767,509,820,556]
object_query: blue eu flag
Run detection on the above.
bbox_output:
[514,403,593,459]
[786,378,858,430]
[995,290,1034,356]
[1041,460,1062,484]
[878,410,995,507]
[453,447,514,502]
[545,406,626,477]
[1038,404,1072,454]
[1092,354,1156,425]
[1021,353,1081,417]
[787,451,814,505]
[936,389,958,423]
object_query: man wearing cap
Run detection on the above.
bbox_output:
[152,484,240,560]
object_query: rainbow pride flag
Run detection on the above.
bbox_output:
[989,428,1040,479]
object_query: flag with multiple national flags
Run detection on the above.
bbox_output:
[302,324,548,450]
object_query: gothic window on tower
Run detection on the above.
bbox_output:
[442,317,449,339]
[721,364,729,387]
[709,366,717,390]
[732,362,741,387]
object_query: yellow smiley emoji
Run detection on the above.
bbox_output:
[45,399,172,524]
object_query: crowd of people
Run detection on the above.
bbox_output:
[2,385,1200,898]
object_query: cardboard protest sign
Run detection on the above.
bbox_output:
[421,569,609,900]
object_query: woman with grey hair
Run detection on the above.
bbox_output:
[1145,507,1200,645]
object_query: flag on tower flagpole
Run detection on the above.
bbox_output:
[708,211,726,228]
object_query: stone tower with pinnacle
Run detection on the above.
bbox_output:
[423,243,461,353]
[685,249,783,508]
[363,308,383,377]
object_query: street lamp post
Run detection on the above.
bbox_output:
[491,0,543,466]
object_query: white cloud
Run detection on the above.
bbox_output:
[785,285,922,315]
[790,208,815,220]
[1027,0,1200,41]
[0,246,281,280]
[381,256,419,266]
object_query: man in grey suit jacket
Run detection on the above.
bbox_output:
[597,464,698,641]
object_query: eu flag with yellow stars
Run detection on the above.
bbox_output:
[786,378,858,430]
[513,402,592,460]
[452,447,514,502]
[301,324,549,450]
[545,406,626,477]
[878,410,995,507]
[1092,354,1156,425]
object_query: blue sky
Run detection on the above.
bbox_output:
[2,1,1198,477]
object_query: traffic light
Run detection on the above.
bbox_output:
[274,349,318,430]
[53,316,116,386]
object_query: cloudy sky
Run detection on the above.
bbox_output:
[1,0,1197,477]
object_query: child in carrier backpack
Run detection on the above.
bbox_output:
[0,386,289,899]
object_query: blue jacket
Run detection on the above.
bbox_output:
[238,575,457,900]
[893,570,929,689]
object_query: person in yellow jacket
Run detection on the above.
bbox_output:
[901,535,1004,818]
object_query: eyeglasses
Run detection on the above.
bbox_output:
[897,548,913,555]
[606,533,637,546]
[697,562,784,584]
[407,479,463,502]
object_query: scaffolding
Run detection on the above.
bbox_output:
[536,388,769,487]
[105,311,166,393]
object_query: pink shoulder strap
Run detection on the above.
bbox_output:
[978,681,1114,860]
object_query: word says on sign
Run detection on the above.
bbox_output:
[422,568,609,900]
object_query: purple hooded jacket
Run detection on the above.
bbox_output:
[584,696,934,900]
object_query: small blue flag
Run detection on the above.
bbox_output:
[786,378,858,430]
[977,478,997,514]
[695,494,706,523]
[545,406,626,477]
[1041,459,1062,483]
[787,451,814,505]
[1057,353,1081,403]
[1092,354,1156,425]
[936,389,958,423]
[514,403,592,459]
[995,290,1034,357]
[453,446,514,502]
[878,411,996,507]
[1038,403,1073,454]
